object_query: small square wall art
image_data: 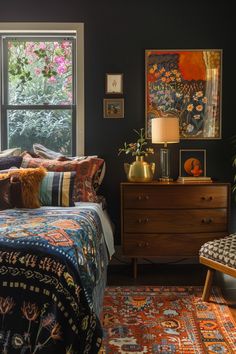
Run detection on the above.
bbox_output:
[103,98,124,118]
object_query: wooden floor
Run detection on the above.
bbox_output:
[107,263,236,322]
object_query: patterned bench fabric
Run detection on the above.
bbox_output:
[199,234,236,269]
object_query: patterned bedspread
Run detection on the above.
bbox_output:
[0,206,109,354]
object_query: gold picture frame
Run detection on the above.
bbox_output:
[105,73,123,94]
[103,98,124,118]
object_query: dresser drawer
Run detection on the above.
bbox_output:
[123,209,228,233]
[123,232,227,257]
[122,184,228,209]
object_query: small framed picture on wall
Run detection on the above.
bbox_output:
[103,98,124,118]
[105,73,123,94]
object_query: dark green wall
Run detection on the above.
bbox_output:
[1,0,234,242]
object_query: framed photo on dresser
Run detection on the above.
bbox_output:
[179,149,206,178]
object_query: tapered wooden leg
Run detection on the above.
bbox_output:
[132,258,137,279]
[202,268,215,301]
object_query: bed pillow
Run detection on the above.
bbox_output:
[0,156,23,170]
[24,149,106,191]
[32,143,97,161]
[0,147,21,157]
[9,175,24,208]
[32,144,64,160]
[0,167,46,208]
[22,154,104,202]
[0,167,19,174]
[93,161,106,191]
[0,177,13,210]
[26,146,106,188]
[40,171,76,207]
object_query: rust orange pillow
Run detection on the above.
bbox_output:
[21,155,104,202]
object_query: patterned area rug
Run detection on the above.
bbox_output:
[99,286,236,353]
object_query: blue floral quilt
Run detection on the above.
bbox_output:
[0,206,108,354]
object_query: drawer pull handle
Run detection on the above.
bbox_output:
[145,242,149,247]
[137,218,149,224]
[137,195,150,201]
[201,218,213,224]
[138,242,142,247]
[201,196,213,201]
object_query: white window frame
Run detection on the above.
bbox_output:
[0,22,84,155]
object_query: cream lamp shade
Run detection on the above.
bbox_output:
[151,117,180,144]
[151,116,179,181]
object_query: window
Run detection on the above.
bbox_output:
[0,23,84,155]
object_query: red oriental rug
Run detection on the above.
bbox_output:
[99,286,236,354]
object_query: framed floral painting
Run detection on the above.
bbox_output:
[145,49,222,139]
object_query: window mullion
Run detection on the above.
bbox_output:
[5,105,75,110]
[2,37,8,106]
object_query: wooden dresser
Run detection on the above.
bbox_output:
[121,182,230,278]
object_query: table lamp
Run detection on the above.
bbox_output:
[151,116,179,181]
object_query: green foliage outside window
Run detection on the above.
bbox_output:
[7,39,74,154]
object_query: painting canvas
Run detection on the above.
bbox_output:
[103,98,124,118]
[145,49,222,140]
[179,149,206,177]
[105,73,123,94]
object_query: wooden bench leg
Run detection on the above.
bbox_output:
[202,268,215,301]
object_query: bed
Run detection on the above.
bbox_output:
[0,202,114,354]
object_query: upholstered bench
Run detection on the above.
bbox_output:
[199,234,236,301]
